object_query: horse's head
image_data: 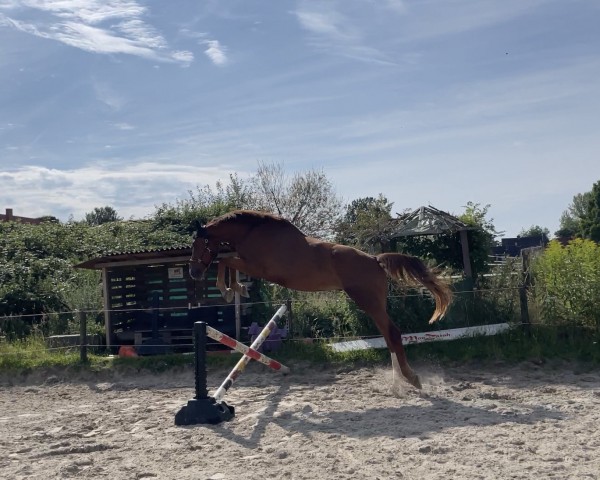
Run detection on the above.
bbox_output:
[189,221,218,280]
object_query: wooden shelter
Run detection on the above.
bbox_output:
[74,247,251,352]
[390,205,474,277]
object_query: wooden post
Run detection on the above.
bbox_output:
[459,229,473,278]
[78,310,88,363]
[285,298,293,337]
[235,270,241,340]
[519,249,532,333]
[101,268,112,349]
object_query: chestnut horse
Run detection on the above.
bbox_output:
[189,210,452,389]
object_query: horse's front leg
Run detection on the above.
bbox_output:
[230,270,250,298]
[216,261,235,303]
[219,257,253,298]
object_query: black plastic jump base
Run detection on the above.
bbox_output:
[174,321,236,426]
[175,306,288,426]
[174,397,234,425]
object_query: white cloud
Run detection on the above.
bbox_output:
[295,8,351,41]
[293,0,551,65]
[382,0,407,14]
[172,49,194,65]
[93,80,126,111]
[19,0,146,24]
[110,122,134,130]
[293,1,395,65]
[388,0,550,44]
[0,162,240,221]
[203,39,227,66]
[0,0,193,65]
[115,18,166,49]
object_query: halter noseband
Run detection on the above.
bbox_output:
[190,239,217,269]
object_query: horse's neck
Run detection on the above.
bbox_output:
[210,220,251,246]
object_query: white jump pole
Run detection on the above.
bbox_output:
[206,325,290,374]
[213,304,287,403]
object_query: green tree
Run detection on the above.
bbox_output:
[153,177,246,235]
[155,162,343,237]
[459,202,500,276]
[84,206,122,226]
[519,225,550,239]
[335,195,395,253]
[249,161,343,238]
[580,180,600,242]
[0,217,187,338]
[555,190,592,238]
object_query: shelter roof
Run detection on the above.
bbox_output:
[74,246,191,269]
[390,205,471,237]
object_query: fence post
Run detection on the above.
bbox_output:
[285,298,293,337]
[519,249,532,333]
[78,310,88,363]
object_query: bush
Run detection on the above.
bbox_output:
[532,239,600,328]
[0,219,187,339]
[248,283,358,339]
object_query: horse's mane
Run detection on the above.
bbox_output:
[207,210,297,231]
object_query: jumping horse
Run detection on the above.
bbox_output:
[189,210,452,389]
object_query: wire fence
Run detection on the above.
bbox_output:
[1,278,598,360]
[0,286,524,321]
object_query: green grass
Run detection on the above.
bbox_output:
[0,336,82,371]
[405,325,600,364]
[275,325,600,367]
[1,325,598,378]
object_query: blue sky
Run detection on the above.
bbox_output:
[1,0,599,237]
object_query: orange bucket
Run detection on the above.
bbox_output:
[118,345,138,358]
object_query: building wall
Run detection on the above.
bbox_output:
[0,208,44,225]
[105,259,249,350]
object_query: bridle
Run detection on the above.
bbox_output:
[189,238,217,269]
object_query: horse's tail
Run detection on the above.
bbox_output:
[376,253,452,324]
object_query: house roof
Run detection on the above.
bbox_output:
[390,205,471,237]
[74,246,192,269]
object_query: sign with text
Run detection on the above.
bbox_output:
[330,323,511,352]
[168,267,184,279]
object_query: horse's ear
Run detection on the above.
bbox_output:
[195,220,208,238]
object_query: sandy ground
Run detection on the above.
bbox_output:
[1,359,599,480]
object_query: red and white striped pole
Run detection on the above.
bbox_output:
[206,325,290,373]
[213,304,287,403]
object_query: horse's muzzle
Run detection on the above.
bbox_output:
[189,263,207,280]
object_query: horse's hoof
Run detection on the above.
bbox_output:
[240,285,249,298]
[411,374,422,390]
[224,289,234,303]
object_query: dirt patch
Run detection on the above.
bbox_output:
[1,361,599,479]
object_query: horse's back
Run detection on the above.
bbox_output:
[217,210,385,292]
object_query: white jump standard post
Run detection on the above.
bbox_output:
[213,304,287,403]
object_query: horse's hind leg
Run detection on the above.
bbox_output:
[345,287,422,389]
